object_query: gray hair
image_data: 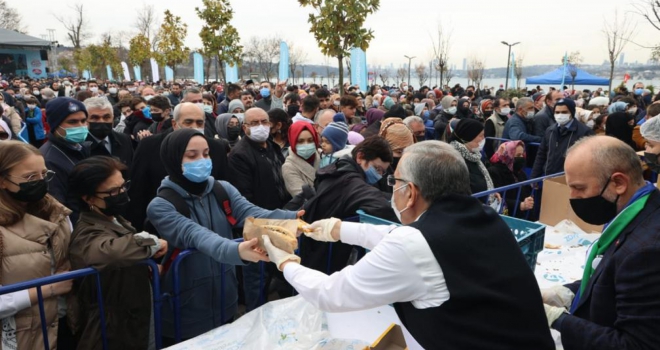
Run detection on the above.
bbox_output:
[183,87,202,101]
[399,141,471,202]
[403,116,424,128]
[83,96,113,112]
[40,87,56,99]
[173,102,204,122]
[315,108,336,123]
[515,97,533,111]
[568,136,644,187]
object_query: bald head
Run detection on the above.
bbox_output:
[173,102,205,130]
[244,107,268,124]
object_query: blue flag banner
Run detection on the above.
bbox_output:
[350,47,368,92]
[225,62,239,83]
[193,52,204,84]
[82,70,91,80]
[150,58,160,82]
[121,62,131,81]
[106,65,114,81]
[165,66,174,82]
[279,41,290,81]
[133,66,142,81]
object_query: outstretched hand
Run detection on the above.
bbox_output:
[238,238,270,263]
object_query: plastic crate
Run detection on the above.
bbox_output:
[356,210,545,271]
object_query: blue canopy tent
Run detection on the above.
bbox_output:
[526,67,610,86]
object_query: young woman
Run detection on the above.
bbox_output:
[282,122,320,196]
[0,141,73,349]
[68,156,167,350]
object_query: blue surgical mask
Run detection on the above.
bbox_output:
[319,154,334,168]
[142,106,152,119]
[182,158,212,183]
[364,165,382,185]
[260,87,270,98]
[422,110,430,121]
[635,88,644,96]
[296,143,316,159]
[59,126,89,144]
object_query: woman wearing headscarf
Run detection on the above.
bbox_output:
[433,96,457,141]
[146,129,299,345]
[488,141,536,219]
[282,122,320,197]
[214,113,242,148]
[360,108,385,137]
[606,101,637,150]
[450,118,497,204]
[378,117,415,171]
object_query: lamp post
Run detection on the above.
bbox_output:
[501,41,520,90]
[404,55,416,87]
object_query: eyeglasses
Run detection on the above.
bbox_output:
[96,181,131,197]
[245,119,271,127]
[6,170,56,184]
[387,175,409,187]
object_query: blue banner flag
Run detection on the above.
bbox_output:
[193,52,204,84]
[165,66,174,82]
[225,62,239,83]
[279,41,290,81]
[133,66,142,81]
[350,48,368,92]
[106,65,113,81]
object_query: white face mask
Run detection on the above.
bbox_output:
[555,113,571,126]
[525,111,535,119]
[32,90,40,95]
[79,86,88,91]
[499,107,511,116]
[89,87,98,93]
[144,95,154,101]
[248,125,270,142]
[447,106,457,115]
[391,184,409,222]
[586,120,595,128]
[203,105,213,114]
[27,104,36,110]
[109,88,118,94]
[128,87,136,92]
[472,138,486,153]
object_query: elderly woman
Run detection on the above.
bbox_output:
[488,141,535,219]
[434,96,458,141]
[68,156,167,350]
[450,118,498,204]
[282,122,320,196]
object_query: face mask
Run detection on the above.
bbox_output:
[513,157,526,172]
[260,87,270,98]
[79,86,87,91]
[32,90,40,96]
[333,100,340,107]
[201,105,213,114]
[364,165,382,185]
[644,152,660,172]
[391,183,410,222]
[446,106,457,115]
[586,119,595,128]
[287,105,300,117]
[628,107,638,115]
[227,126,241,140]
[499,107,511,116]
[151,113,164,122]
[525,111,535,119]
[98,191,130,216]
[128,87,136,92]
[635,88,644,96]
[88,122,113,139]
[27,104,36,110]
[555,113,571,126]
[144,95,154,101]
[162,91,170,96]
[6,179,48,202]
[248,125,270,142]
[296,143,316,159]
[108,88,118,94]
[89,87,99,93]
[182,158,213,183]
[422,111,430,120]
[415,135,425,142]
[569,177,619,225]
[59,126,89,144]
[196,103,206,113]
[472,139,486,153]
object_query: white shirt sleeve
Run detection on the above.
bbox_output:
[284,226,449,312]
[0,290,32,319]
[339,222,399,250]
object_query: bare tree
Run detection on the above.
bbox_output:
[396,68,407,85]
[444,67,454,87]
[310,71,318,83]
[631,0,660,61]
[563,51,583,90]
[603,10,636,93]
[467,58,486,91]
[379,71,389,86]
[54,4,91,48]
[288,43,308,84]
[243,36,280,81]
[514,56,524,89]
[415,64,429,87]
[430,21,452,87]
[0,1,26,33]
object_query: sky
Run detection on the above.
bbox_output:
[13,0,659,69]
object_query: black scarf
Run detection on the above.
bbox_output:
[160,128,209,195]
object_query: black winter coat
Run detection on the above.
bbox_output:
[87,131,134,174]
[488,163,536,220]
[531,120,594,178]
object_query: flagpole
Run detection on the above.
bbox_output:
[560,52,568,92]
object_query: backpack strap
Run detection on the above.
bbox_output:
[156,187,190,275]
[212,181,236,227]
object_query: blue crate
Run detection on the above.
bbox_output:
[356,210,545,271]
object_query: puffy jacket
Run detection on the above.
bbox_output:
[0,196,72,350]
[20,106,46,142]
[531,119,594,178]
[146,177,296,339]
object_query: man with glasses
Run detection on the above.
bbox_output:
[125,102,229,232]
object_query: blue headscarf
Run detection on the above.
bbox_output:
[607,101,628,114]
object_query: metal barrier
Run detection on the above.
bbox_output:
[0,258,162,350]
[472,172,564,218]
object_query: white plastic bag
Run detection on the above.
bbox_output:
[166,296,368,350]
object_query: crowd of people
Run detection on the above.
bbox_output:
[0,74,659,349]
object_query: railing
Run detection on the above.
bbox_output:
[0,259,162,350]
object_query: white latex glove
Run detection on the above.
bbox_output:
[544,304,566,327]
[262,235,300,271]
[541,285,575,309]
[304,218,341,242]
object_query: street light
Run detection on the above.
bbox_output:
[501,41,520,90]
[404,55,416,87]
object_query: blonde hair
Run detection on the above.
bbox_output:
[0,141,54,226]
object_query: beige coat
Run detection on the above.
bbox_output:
[0,196,72,350]
[5,106,22,136]
[282,151,320,196]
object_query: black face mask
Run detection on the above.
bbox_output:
[513,157,526,172]
[151,113,164,123]
[287,105,300,118]
[392,157,401,171]
[644,152,660,172]
[569,177,619,225]
[6,179,48,202]
[88,122,113,140]
[227,126,241,141]
[483,110,493,118]
[415,135,426,143]
[98,191,130,217]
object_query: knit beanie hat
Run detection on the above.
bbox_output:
[347,131,365,145]
[379,118,414,151]
[322,113,349,152]
[46,97,87,132]
[554,98,576,118]
[453,118,484,143]
[384,105,406,120]
[383,96,395,110]
[228,99,245,113]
